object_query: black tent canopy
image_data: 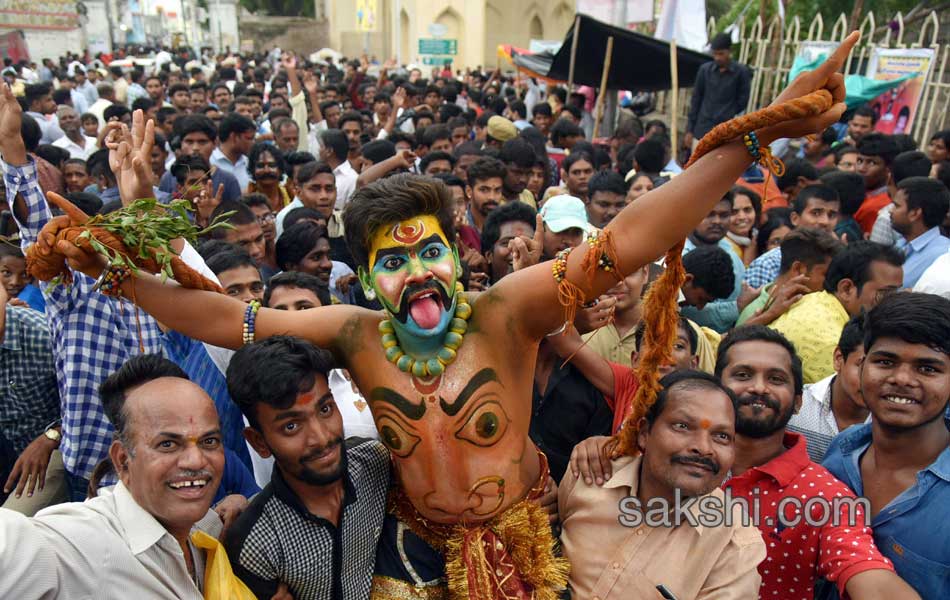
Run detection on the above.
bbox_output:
[512,13,712,91]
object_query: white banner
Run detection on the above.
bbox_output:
[576,0,653,26]
[654,0,708,52]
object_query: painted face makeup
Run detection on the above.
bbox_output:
[365,216,460,338]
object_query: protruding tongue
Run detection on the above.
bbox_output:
[409,296,441,329]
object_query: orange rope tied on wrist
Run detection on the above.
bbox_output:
[554,229,624,329]
[25,191,224,294]
[611,89,834,459]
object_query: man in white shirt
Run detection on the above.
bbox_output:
[318,128,357,209]
[787,315,870,462]
[914,249,950,299]
[88,82,117,130]
[0,355,240,599]
[51,106,97,159]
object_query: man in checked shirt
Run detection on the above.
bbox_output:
[0,81,221,499]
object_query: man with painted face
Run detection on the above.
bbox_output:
[33,36,864,600]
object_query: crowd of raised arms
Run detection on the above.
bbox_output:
[0,31,948,600]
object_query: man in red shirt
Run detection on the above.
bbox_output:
[854,133,899,234]
[714,325,919,599]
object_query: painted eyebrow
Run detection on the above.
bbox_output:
[440,368,499,417]
[370,387,426,421]
[374,235,446,263]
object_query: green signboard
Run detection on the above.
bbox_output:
[422,56,453,66]
[418,38,457,55]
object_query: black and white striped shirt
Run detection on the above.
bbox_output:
[224,439,391,600]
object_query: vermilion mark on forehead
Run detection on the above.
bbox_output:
[392,220,425,244]
[296,391,317,406]
[700,419,711,430]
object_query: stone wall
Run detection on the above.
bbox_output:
[238,14,330,55]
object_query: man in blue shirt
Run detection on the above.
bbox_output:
[744,184,841,289]
[889,176,950,288]
[823,292,950,598]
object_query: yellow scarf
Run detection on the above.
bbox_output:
[190,530,257,600]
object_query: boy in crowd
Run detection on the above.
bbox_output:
[788,315,869,462]
[823,293,950,598]
[744,184,841,289]
[738,227,841,326]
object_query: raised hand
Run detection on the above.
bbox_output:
[392,85,407,111]
[761,31,859,143]
[394,148,416,170]
[508,213,544,271]
[280,52,297,72]
[302,72,319,95]
[104,109,156,205]
[0,81,27,166]
[195,182,223,227]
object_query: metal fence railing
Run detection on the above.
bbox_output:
[654,10,950,143]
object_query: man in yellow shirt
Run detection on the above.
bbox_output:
[769,241,903,383]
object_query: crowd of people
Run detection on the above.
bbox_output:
[0,30,948,599]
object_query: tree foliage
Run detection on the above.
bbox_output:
[709,0,928,34]
[238,0,314,18]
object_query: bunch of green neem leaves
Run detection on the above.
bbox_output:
[52,198,233,287]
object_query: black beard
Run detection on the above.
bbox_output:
[391,280,452,326]
[297,438,347,486]
[692,229,725,245]
[735,393,794,438]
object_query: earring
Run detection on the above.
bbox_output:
[364,288,377,300]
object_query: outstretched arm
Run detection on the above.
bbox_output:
[31,106,369,357]
[545,326,615,397]
[42,243,365,355]
[491,33,857,341]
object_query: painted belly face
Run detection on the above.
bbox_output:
[369,367,532,524]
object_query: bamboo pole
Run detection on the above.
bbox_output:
[567,15,581,90]
[670,39,679,154]
[593,36,615,139]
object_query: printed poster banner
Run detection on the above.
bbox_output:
[356,0,377,32]
[866,47,935,135]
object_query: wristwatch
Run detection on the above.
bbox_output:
[44,426,62,444]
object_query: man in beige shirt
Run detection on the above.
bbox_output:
[559,370,766,600]
[0,355,262,599]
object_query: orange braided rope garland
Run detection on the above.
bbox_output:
[611,89,834,458]
[25,191,224,294]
